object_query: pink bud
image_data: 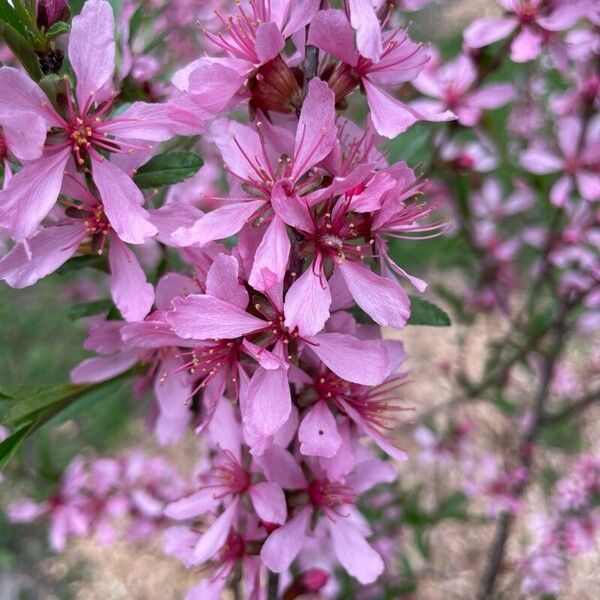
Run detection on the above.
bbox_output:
[37,0,68,28]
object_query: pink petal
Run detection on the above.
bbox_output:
[347,172,396,212]
[257,446,308,489]
[248,482,287,524]
[0,148,70,240]
[213,118,271,181]
[249,216,290,292]
[208,398,242,461]
[337,261,410,328]
[346,458,397,494]
[206,253,249,310]
[298,400,342,458]
[155,272,200,310]
[577,171,600,202]
[363,78,452,138]
[255,22,285,63]
[348,0,383,62]
[463,16,518,49]
[99,102,174,141]
[0,110,47,161]
[510,26,543,63]
[68,0,116,107]
[260,507,311,572]
[246,367,291,437]
[282,0,320,36]
[186,63,246,113]
[154,356,191,445]
[164,489,219,520]
[468,84,516,109]
[284,265,332,337]
[550,175,573,207]
[327,518,384,584]
[271,182,314,233]
[92,157,157,244]
[0,66,60,126]
[291,78,336,180]
[556,116,582,158]
[108,236,154,322]
[309,332,389,385]
[307,9,359,66]
[71,351,139,384]
[193,498,239,563]
[166,294,265,340]
[520,147,563,174]
[0,223,83,288]
[171,200,265,246]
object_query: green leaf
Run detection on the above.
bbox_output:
[0,422,35,471]
[67,299,114,321]
[0,383,90,429]
[436,492,468,520]
[407,296,451,327]
[56,254,107,275]
[133,152,203,188]
[0,20,42,81]
[129,5,144,41]
[45,20,70,40]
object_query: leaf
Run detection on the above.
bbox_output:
[0,383,90,429]
[407,296,451,327]
[129,5,144,41]
[133,152,203,188]
[0,20,42,81]
[436,492,468,520]
[56,254,107,275]
[67,299,114,321]
[45,20,70,40]
[0,422,35,471]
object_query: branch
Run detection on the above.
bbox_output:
[542,387,600,426]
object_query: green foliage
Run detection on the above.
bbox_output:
[56,255,108,275]
[407,296,451,326]
[45,20,70,40]
[540,419,583,454]
[133,152,204,188]
[67,299,114,321]
[0,19,42,80]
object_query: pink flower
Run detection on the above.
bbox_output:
[464,0,591,63]
[521,115,600,205]
[0,174,154,321]
[308,9,455,137]
[259,450,396,584]
[412,52,515,126]
[0,0,174,242]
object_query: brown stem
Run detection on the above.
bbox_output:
[477,297,573,599]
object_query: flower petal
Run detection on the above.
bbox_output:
[249,482,287,525]
[69,0,116,107]
[193,498,239,563]
[0,148,70,240]
[108,236,154,322]
[337,260,410,328]
[92,157,157,244]
[260,507,311,572]
[0,223,83,288]
[166,294,265,340]
[308,332,389,386]
[298,400,342,458]
[246,367,291,437]
[284,265,331,337]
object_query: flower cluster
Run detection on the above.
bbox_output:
[6,451,186,551]
[1,0,599,598]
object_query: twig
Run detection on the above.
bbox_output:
[477,297,573,599]
[268,571,279,600]
[542,387,600,426]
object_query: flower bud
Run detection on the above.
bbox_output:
[37,0,69,29]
